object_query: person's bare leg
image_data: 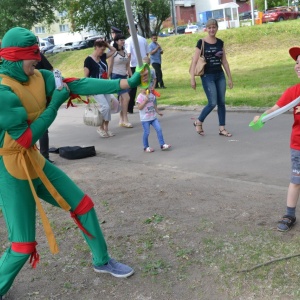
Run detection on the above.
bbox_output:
[99,120,105,131]
[103,121,109,132]
[287,183,300,208]
[121,93,130,124]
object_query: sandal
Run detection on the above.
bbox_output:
[120,122,133,128]
[277,215,296,232]
[97,128,109,138]
[106,130,115,137]
[219,129,232,137]
[193,121,204,136]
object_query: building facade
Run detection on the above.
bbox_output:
[174,0,249,24]
[33,12,100,45]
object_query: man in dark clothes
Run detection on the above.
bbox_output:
[111,26,122,41]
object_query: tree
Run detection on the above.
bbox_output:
[0,0,60,38]
[60,0,128,39]
[133,0,171,37]
[60,0,170,39]
[150,0,171,35]
[255,0,287,11]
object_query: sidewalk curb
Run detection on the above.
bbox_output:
[157,105,289,114]
[158,105,293,114]
[72,103,293,114]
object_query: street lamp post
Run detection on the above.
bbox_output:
[250,0,255,25]
[171,0,177,34]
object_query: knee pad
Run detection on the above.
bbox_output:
[70,195,94,238]
[11,241,39,268]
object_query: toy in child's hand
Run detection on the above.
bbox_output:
[249,96,300,131]
[136,63,151,89]
[152,90,161,97]
[53,69,63,89]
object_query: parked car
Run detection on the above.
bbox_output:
[40,44,55,54]
[44,47,56,54]
[39,40,54,54]
[71,41,82,50]
[262,7,300,22]
[184,25,199,34]
[45,44,73,54]
[86,36,104,47]
[73,40,89,50]
[173,25,187,34]
[73,36,104,50]
[239,11,252,20]
[158,32,171,37]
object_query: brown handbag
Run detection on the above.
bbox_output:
[189,39,206,76]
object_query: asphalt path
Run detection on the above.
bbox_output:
[48,105,292,189]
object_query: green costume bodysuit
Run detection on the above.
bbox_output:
[0,27,144,297]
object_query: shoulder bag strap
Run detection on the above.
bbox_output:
[200,39,205,57]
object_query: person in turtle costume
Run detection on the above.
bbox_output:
[0,27,148,299]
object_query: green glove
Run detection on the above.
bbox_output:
[48,87,70,110]
[128,63,150,89]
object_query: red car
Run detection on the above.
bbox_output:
[262,7,300,22]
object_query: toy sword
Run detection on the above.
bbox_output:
[123,0,150,88]
[249,96,300,131]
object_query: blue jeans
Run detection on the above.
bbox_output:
[142,118,165,149]
[199,72,226,126]
[111,73,129,95]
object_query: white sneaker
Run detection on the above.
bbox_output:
[161,144,171,151]
[144,147,154,153]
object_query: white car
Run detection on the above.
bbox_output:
[184,25,199,34]
[51,44,73,54]
[39,39,53,53]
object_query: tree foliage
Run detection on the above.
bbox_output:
[0,0,59,38]
[61,0,171,38]
[0,0,171,40]
[60,0,128,39]
[132,0,171,37]
[255,0,287,11]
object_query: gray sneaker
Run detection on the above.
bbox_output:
[277,215,296,232]
[94,258,134,278]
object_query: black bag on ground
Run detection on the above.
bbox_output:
[59,146,96,160]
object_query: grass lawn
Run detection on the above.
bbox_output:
[47,19,300,109]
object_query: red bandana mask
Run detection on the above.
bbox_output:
[0,45,41,61]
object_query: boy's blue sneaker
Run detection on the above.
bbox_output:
[277,215,296,232]
[94,258,134,278]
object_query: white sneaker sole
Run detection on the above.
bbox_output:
[93,267,134,278]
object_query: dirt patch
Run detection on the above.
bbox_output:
[0,151,294,300]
